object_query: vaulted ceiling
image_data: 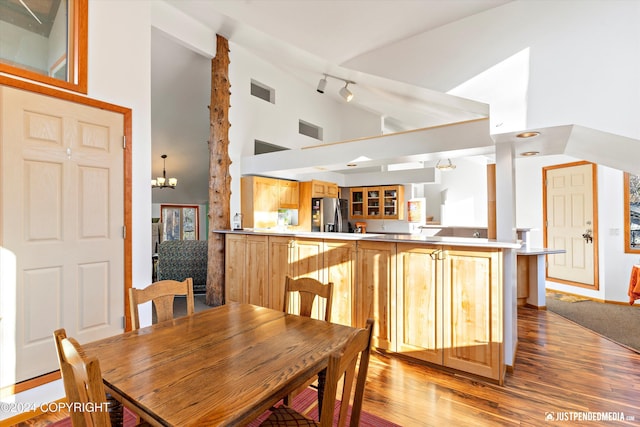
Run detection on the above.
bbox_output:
[151,0,512,204]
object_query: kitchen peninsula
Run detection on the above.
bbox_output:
[217,229,521,384]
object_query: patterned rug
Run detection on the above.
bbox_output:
[51,388,399,427]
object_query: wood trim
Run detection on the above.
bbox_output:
[0,0,88,94]
[0,76,134,379]
[623,172,640,254]
[542,160,599,290]
[0,371,61,398]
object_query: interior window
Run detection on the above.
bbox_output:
[0,0,88,93]
[624,172,640,253]
[161,205,199,241]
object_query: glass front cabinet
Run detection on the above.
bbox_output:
[350,186,404,220]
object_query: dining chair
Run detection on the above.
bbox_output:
[53,329,112,427]
[283,275,333,322]
[261,318,375,427]
[129,278,195,330]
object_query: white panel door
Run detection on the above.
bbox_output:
[0,86,125,383]
[545,163,596,287]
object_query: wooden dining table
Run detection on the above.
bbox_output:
[82,302,359,426]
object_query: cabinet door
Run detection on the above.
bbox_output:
[254,177,279,228]
[325,182,339,198]
[291,239,325,320]
[269,236,295,310]
[382,185,404,220]
[350,188,365,219]
[278,180,299,209]
[246,235,269,306]
[366,187,382,218]
[442,248,502,381]
[225,234,246,303]
[357,241,395,350]
[323,240,356,327]
[396,244,441,363]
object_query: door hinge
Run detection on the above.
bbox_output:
[122,136,126,149]
[122,225,126,239]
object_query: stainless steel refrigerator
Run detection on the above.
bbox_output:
[311,197,348,232]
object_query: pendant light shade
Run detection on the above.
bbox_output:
[152,154,178,188]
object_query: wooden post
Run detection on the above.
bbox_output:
[206,34,231,306]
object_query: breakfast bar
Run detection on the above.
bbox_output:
[217,229,522,384]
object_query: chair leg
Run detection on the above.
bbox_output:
[106,393,124,427]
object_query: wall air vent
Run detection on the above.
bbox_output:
[254,140,289,155]
[250,79,275,103]
[298,119,323,141]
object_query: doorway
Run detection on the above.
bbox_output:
[543,161,598,289]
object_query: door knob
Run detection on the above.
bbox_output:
[582,229,593,243]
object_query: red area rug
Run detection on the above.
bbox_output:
[52,388,399,426]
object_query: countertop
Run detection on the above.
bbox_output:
[215,229,522,249]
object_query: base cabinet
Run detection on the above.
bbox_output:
[223,233,504,382]
[225,234,269,306]
[395,244,441,364]
[356,241,395,351]
[442,248,502,381]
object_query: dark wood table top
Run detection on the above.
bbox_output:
[82,302,358,426]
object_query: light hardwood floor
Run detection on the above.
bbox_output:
[15,306,640,426]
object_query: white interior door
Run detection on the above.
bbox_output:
[0,86,125,384]
[545,162,597,287]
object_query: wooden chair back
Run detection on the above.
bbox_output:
[53,329,111,427]
[283,275,333,322]
[320,318,375,427]
[129,278,194,330]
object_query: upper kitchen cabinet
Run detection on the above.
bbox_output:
[278,180,299,208]
[308,180,338,198]
[349,185,404,220]
[241,176,299,228]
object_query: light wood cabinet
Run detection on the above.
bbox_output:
[278,180,299,209]
[241,176,300,228]
[391,242,503,382]
[349,185,404,220]
[309,180,338,198]
[395,244,441,364]
[323,239,357,327]
[268,236,295,310]
[356,240,396,350]
[442,247,502,381]
[224,234,269,307]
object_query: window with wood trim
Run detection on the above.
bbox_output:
[624,172,640,253]
[0,0,88,93]
[161,205,199,241]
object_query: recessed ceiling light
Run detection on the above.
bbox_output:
[516,131,540,138]
[520,151,540,156]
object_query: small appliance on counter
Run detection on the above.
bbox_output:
[232,213,243,230]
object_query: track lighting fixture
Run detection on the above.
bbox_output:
[316,76,327,93]
[316,74,356,102]
[339,83,353,102]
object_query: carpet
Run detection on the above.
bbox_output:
[546,291,640,352]
[50,388,399,427]
[247,387,401,427]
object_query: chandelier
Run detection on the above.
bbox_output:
[151,154,177,189]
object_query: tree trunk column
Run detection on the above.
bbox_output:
[206,34,231,306]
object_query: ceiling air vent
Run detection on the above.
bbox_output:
[298,119,323,141]
[250,79,275,103]
[254,140,289,155]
